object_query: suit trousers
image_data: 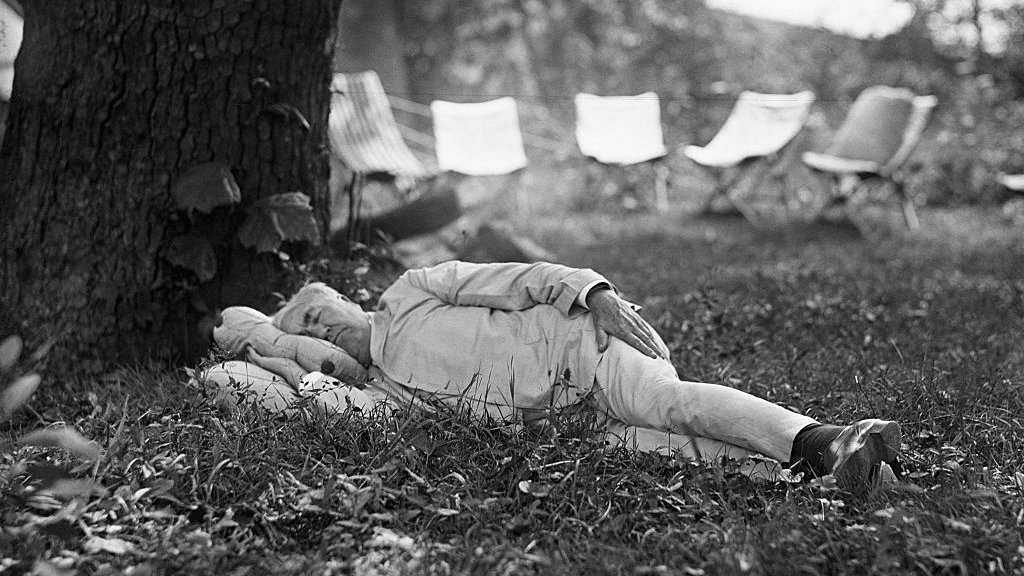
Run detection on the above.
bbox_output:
[588,338,816,464]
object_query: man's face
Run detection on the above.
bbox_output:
[275,283,373,365]
[301,297,371,364]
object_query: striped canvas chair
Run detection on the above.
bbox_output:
[328,70,431,182]
[682,90,815,218]
[803,85,938,230]
[574,92,670,211]
[328,71,447,245]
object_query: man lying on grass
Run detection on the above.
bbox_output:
[203,260,901,494]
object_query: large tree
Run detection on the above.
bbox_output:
[0,0,343,367]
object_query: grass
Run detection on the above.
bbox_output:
[3,196,1024,575]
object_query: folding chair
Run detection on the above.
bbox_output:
[802,85,938,230]
[682,90,815,218]
[574,92,669,211]
[430,97,530,217]
[327,71,443,247]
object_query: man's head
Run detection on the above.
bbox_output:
[274,283,372,366]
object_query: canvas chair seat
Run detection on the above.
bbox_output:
[430,97,527,176]
[802,85,938,230]
[800,153,881,175]
[574,92,669,211]
[682,90,814,220]
[574,92,667,165]
[683,90,815,169]
[803,86,937,177]
[999,173,1024,192]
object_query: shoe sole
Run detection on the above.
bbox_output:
[831,419,902,493]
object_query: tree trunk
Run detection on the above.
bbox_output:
[0,0,343,368]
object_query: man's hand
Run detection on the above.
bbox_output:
[586,288,666,359]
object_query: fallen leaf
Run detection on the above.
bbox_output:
[518,480,550,498]
[83,536,134,555]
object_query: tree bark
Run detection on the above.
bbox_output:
[0,0,343,367]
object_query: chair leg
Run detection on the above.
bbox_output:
[652,161,669,213]
[893,178,919,231]
[345,172,364,254]
[703,168,744,214]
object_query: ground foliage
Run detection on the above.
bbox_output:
[2,205,1024,574]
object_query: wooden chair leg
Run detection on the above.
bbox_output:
[345,172,364,254]
[652,161,669,213]
[893,178,919,230]
[703,168,743,214]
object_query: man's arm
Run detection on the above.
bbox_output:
[399,260,606,317]
[398,261,668,360]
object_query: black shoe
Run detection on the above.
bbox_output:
[825,419,902,493]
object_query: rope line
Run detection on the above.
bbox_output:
[355,90,828,103]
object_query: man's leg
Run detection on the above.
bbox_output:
[601,418,761,461]
[589,338,816,463]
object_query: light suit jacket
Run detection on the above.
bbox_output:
[369,261,609,420]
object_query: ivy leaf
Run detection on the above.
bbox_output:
[238,192,320,253]
[172,162,241,214]
[21,426,102,461]
[164,234,218,282]
[1,373,41,420]
[0,335,22,372]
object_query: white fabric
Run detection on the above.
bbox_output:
[0,1,23,100]
[430,97,528,176]
[683,90,815,168]
[589,338,816,463]
[574,92,667,165]
[199,361,382,417]
[999,173,1024,192]
[802,151,880,175]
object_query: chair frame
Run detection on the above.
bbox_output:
[682,90,816,220]
[803,91,938,230]
[574,92,670,212]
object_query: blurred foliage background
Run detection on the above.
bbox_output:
[334,0,1024,208]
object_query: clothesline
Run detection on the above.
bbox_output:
[369,90,821,104]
